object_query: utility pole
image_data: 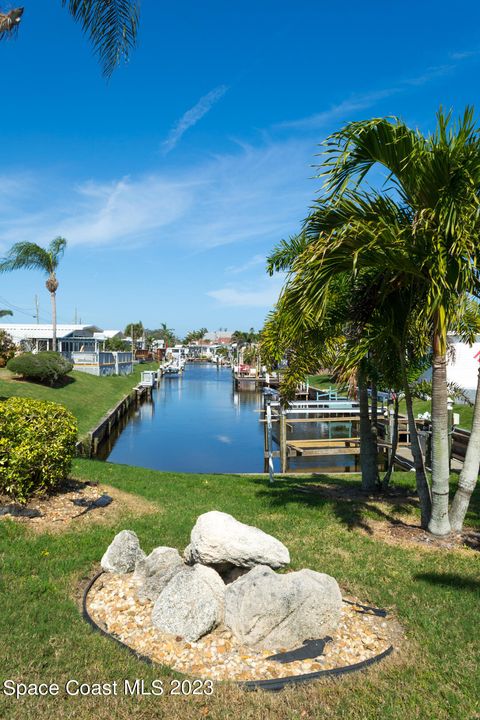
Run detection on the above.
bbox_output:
[34,295,39,324]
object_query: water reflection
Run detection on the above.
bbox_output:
[104,364,266,473]
[102,363,356,474]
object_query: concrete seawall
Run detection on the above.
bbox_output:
[76,384,151,458]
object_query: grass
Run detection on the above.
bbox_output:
[1,459,479,720]
[0,362,157,438]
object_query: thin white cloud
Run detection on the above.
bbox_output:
[403,64,454,87]
[207,276,285,308]
[278,89,399,131]
[225,254,266,274]
[162,84,229,154]
[0,138,313,254]
[450,49,480,61]
[277,64,456,131]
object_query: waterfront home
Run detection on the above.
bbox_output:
[0,323,133,376]
[71,350,133,376]
[0,323,102,354]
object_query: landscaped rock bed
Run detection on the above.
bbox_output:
[85,512,402,684]
[0,480,157,533]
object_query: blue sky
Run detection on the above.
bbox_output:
[1,0,480,336]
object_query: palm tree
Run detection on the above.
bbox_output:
[0,2,139,77]
[0,310,12,318]
[266,170,480,528]
[312,109,480,535]
[0,237,67,352]
[124,321,144,358]
[158,322,176,347]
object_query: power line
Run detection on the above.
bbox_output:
[0,295,68,324]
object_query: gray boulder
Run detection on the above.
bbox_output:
[101,530,145,573]
[189,511,290,569]
[224,565,342,650]
[152,564,225,642]
[134,547,184,601]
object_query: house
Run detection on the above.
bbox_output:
[0,323,133,376]
[203,330,234,344]
[93,329,125,346]
[421,335,480,402]
[0,323,102,354]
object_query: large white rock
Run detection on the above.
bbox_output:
[152,565,225,642]
[134,547,184,601]
[101,530,145,573]
[224,565,342,650]
[188,511,290,569]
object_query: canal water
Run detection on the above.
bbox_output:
[103,363,356,474]
[104,363,265,473]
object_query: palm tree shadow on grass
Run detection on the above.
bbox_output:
[414,572,480,593]
[253,474,420,533]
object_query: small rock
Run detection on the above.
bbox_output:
[134,547,184,601]
[152,565,225,642]
[183,543,194,564]
[101,530,145,574]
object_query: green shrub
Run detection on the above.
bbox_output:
[0,397,78,503]
[7,351,73,386]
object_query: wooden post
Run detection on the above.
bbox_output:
[279,410,287,473]
[263,405,269,473]
[447,397,453,472]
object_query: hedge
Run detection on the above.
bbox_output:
[0,397,78,503]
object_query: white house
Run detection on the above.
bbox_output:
[0,324,102,354]
[0,323,132,376]
[421,335,480,401]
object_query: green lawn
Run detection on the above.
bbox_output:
[1,459,478,720]
[0,363,157,438]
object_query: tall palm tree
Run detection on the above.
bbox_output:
[0,310,13,318]
[124,321,144,358]
[313,109,480,535]
[0,2,139,77]
[267,164,480,529]
[158,322,176,347]
[0,237,66,352]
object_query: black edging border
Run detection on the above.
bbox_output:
[82,571,394,693]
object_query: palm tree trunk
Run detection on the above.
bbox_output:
[371,381,378,427]
[428,322,451,536]
[382,395,399,490]
[449,366,480,532]
[358,362,378,492]
[50,291,57,352]
[403,369,432,528]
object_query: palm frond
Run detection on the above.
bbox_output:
[0,7,23,40]
[320,116,424,203]
[0,242,52,274]
[61,0,139,78]
[48,237,67,269]
[266,233,309,275]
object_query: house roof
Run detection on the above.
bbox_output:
[0,324,102,341]
[204,331,234,342]
[93,330,123,340]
